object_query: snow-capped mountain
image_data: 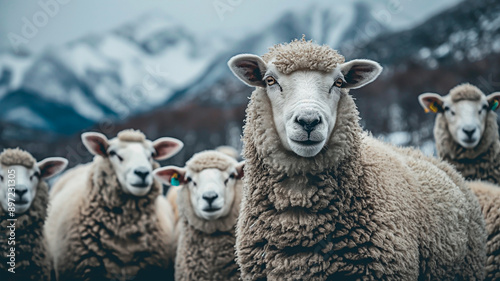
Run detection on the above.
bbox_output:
[0,12,220,134]
[0,0,467,137]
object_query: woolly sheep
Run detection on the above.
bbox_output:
[0,148,67,281]
[228,38,486,280]
[45,129,182,281]
[467,180,500,280]
[418,83,500,183]
[154,150,245,281]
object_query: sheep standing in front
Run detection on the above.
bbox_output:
[418,84,500,183]
[45,129,182,281]
[228,38,486,280]
[154,150,245,281]
[0,148,67,281]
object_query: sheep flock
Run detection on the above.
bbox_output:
[1,37,500,281]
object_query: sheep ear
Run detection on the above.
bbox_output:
[37,157,68,179]
[340,59,382,89]
[153,166,187,186]
[235,161,245,179]
[153,137,184,160]
[82,132,109,157]
[228,54,267,88]
[418,93,444,113]
[486,92,500,111]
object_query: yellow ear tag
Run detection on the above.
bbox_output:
[429,102,439,113]
[171,173,180,186]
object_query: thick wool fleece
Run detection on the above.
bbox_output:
[434,93,500,184]
[175,151,242,281]
[262,37,345,75]
[468,180,500,281]
[46,157,175,281]
[237,87,486,280]
[0,149,51,281]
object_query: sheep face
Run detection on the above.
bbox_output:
[0,158,67,214]
[82,131,184,197]
[228,54,382,157]
[154,161,244,221]
[419,89,500,149]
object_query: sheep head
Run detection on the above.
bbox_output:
[82,129,183,197]
[154,151,244,221]
[228,39,382,157]
[0,148,67,214]
[419,84,500,149]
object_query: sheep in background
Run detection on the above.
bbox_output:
[228,38,486,280]
[45,129,182,281]
[154,150,244,281]
[0,148,67,281]
[418,83,500,183]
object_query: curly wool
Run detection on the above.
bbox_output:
[0,148,35,168]
[0,150,51,281]
[175,151,242,281]
[46,157,175,281]
[237,86,486,280]
[467,180,500,281]
[262,37,345,75]
[434,88,500,184]
[117,129,146,143]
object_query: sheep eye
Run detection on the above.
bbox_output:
[444,106,450,111]
[334,78,343,88]
[0,175,4,181]
[265,76,276,86]
[109,151,123,161]
[224,179,229,185]
[229,173,235,179]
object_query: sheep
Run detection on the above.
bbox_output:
[467,180,500,281]
[227,38,487,280]
[418,83,500,183]
[165,146,241,227]
[0,148,67,281]
[45,129,183,281]
[154,150,245,281]
[419,84,500,280]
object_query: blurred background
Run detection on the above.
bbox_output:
[0,0,499,167]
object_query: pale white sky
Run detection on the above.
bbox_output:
[0,0,460,52]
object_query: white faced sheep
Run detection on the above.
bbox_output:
[228,38,486,280]
[419,84,500,280]
[418,83,500,183]
[0,148,67,281]
[45,129,182,281]
[154,150,245,281]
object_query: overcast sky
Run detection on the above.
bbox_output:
[0,0,460,52]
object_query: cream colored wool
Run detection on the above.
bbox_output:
[467,180,500,281]
[236,47,486,279]
[175,151,242,281]
[0,149,51,281]
[46,144,175,281]
[262,37,345,75]
[434,85,500,184]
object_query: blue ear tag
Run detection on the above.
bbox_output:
[171,173,180,186]
[491,100,499,111]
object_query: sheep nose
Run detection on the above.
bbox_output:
[202,191,218,205]
[295,115,322,133]
[134,167,150,181]
[462,128,476,138]
[15,186,28,198]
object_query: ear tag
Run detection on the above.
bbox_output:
[171,173,180,186]
[491,99,499,111]
[429,102,439,113]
